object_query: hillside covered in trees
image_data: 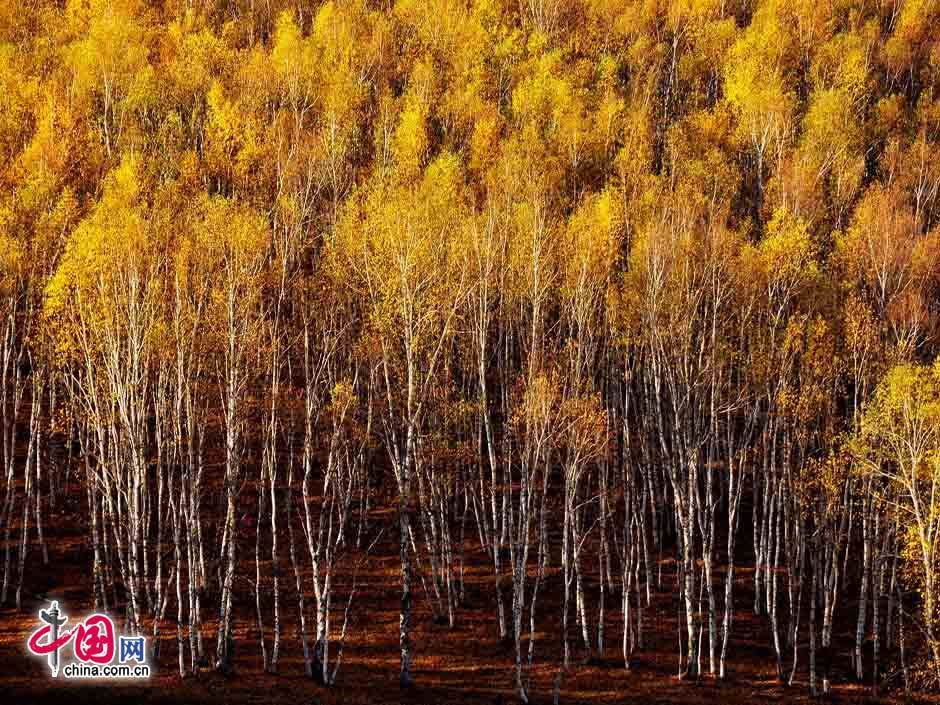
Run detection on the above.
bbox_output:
[1,0,940,702]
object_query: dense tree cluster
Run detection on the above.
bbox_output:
[1,0,940,700]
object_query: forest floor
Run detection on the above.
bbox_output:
[0,476,932,705]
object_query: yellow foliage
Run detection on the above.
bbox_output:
[333,151,470,352]
[885,0,940,73]
[393,88,431,180]
[44,156,155,356]
[834,182,938,342]
[0,229,23,298]
[759,207,818,305]
[724,3,794,153]
[561,188,621,306]
[510,49,585,175]
[65,0,151,151]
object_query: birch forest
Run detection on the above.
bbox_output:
[1,0,940,703]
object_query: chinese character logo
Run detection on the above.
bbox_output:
[26,601,146,678]
[72,614,115,665]
[26,601,72,677]
[119,636,145,664]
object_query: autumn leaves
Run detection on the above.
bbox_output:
[1,0,940,699]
